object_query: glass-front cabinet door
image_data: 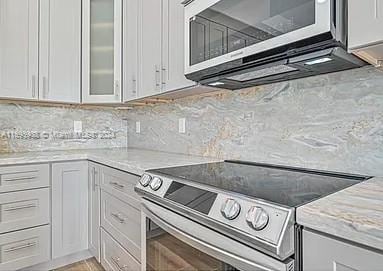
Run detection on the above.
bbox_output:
[82,0,122,103]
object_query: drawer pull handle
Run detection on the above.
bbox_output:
[109,182,124,189]
[4,242,37,253]
[111,213,125,224]
[4,203,37,212]
[3,176,36,182]
[111,256,128,271]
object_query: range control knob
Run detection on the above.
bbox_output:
[140,174,152,187]
[246,206,269,231]
[220,199,241,220]
[149,177,163,191]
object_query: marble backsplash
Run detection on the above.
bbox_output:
[126,66,383,177]
[0,103,127,153]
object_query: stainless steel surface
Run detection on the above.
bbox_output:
[142,199,294,271]
[246,206,269,231]
[136,172,295,260]
[136,160,368,267]
[140,174,152,187]
[149,176,163,191]
[184,0,332,75]
[220,198,241,220]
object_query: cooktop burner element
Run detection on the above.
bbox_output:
[135,160,370,261]
[150,161,369,208]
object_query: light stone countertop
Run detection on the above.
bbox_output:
[0,148,221,176]
[297,177,383,251]
[1,148,382,252]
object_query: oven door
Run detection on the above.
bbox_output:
[184,0,332,75]
[141,200,294,271]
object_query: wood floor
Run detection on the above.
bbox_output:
[54,258,104,271]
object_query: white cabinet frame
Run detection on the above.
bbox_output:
[82,0,123,103]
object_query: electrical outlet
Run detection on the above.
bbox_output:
[73,121,82,133]
[135,121,141,134]
[179,118,186,134]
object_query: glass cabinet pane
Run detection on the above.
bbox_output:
[90,0,114,95]
[190,0,316,65]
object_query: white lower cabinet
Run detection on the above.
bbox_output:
[303,229,383,271]
[0,224,50,271]
[89,162,101,262]
[98,164,142,271]
[0,164,49,193]
[52,161,89,259]
[101,228,140,271]
[0,188,50,234]
[101,191,141,261]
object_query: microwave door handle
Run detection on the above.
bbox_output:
[142,202,290,271]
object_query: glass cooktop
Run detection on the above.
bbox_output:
[151,161,370,208]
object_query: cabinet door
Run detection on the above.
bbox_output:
[39,0,81,103]
[123,0,139,102]
[89,162,100,262]
[161,0,195,93]
[137,0,163,99]
[303,229,383,271]
[82,0,122,103]
[348,0,383,50]
[0,0,38,100]
[52,161,88,259]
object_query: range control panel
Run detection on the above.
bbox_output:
[136,173,292,246]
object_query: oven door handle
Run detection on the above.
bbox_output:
[142,201,293,271]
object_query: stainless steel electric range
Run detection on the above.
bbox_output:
[135,161,370,271]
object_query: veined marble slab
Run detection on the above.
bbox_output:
[0,148,220,176]
[297,177,383,251]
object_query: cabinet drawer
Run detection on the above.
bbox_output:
[0,225,50,271]
[0,188,50,234]
[101,191,141,261]
[101,228,140,271]
[100,165,140,209]
[0,164,49,193]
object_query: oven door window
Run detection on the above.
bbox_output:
[147,219,238,271]
[190,0,316,65]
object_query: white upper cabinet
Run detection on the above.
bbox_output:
[39,0,81,103]
[128,0,194,101]
[123,0,139,102]
[82,0,122,103]
[0,0,39,100]
[348,0,383,66]
[137,0,163,99]
[162,0,195,93]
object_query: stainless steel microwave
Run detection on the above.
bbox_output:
[183,0,366,89]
